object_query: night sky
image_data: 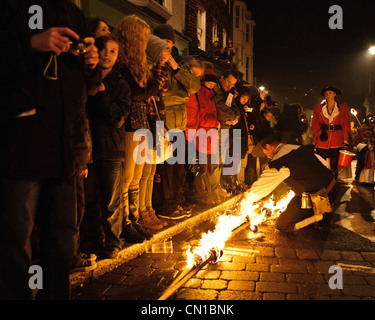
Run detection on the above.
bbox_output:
[245,0,375,112]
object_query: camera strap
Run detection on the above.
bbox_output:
[43,53,58,80]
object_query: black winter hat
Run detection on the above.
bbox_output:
[153,24,175,44]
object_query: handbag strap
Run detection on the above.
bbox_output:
[151,96,170,131]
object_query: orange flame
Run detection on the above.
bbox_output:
[185,190,295,268]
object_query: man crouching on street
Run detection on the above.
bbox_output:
[243,133,339,233]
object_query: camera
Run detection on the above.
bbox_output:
[69,38,87,54]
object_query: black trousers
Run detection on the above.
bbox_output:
[275,184,339,232]
[0,177,78,300]
[156,162,186,215]
[315,147,340,177]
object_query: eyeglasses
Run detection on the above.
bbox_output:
[224,78,236,87]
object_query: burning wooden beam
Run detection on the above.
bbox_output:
[158,189,295,300]
[158,248,223,300]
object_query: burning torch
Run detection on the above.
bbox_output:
[158,247,223,301]
[351,108,362,127]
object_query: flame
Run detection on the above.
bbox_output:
[185,190,295,268]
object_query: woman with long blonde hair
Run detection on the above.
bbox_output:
[113,15,160,243]
[114,14,150,87]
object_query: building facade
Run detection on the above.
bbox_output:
[78,0,255,80]
[232,0,256,84]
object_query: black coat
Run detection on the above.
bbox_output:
[231,99,253,158]
[87,70,131,161]
[269,145,334,195]
[1,0,99,179]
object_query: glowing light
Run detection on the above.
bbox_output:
[369,46,375,55]
[185,190,295,269]
[350,108,357,116]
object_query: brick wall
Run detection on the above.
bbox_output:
[185,0,232,56]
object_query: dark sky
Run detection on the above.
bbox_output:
[245,0,375,111]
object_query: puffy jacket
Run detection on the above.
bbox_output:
[213,83,240,130]
[164,62,201,131]
[185,86,220,154]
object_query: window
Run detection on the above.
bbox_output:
[235,5,240,29]
[223,28,227,48]
[197,8,206,51]
[246,23,250,43]
[212,18,219,43]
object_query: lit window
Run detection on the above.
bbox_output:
[197,8,206,51]
[212,18,219,43]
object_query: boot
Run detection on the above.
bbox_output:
[148,209,166,227]
[121,191,145,242]
[129,189,140,222]
[139,210,163,230]
[122,223,147,243]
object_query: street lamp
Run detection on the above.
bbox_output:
[369,46,375,55]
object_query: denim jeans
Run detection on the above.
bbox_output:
[95,160,124,250]
[0,177,77,300]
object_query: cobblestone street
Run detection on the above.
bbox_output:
[72,179,375,301]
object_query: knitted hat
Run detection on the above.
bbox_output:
[203,68,218,83]
[153,24,175,44]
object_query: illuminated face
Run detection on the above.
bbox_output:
[239,95,250,105]
[324,90,336,101]
[95,21,110,38]
[203,81,216,89]
[99,40,119,70]
[264,112,273,122]
[162,39,174,50]
[220,74,237,92]
[262,144,276,159]
[191,67,204,78]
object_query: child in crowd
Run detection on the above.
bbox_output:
[82,35,131,259]
[185,68,220,206]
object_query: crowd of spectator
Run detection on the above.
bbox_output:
[1,1,374,300]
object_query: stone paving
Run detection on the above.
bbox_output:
[72,179,375,301]
[72,226,375,300]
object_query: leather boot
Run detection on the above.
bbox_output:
[139,210,163,230]
[129,189,140,222]
[149,209,167,227]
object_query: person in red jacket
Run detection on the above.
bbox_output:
[312,85,350,178]
[185,68,220,206]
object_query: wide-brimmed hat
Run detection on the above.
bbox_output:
[321,85,343,96]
